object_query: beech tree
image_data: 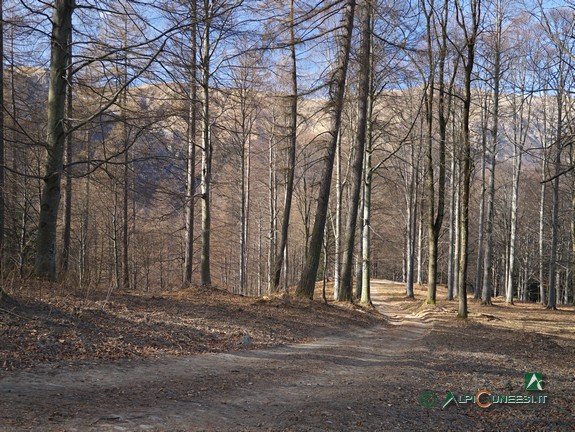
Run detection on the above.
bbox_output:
[454,0,480,319]
[34,0,74,280]
[297,0,356,299]
[338,0,371,302]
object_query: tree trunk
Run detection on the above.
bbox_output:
[405,151,417,299]
[506,142,521,305]
[539,126,547,305]
[333,132,342,299]
[61,29,73,275]
[506,82,530,304]
[354,151,366,300]
[416,203,423,286]
[273,0,298,292]
[34,0,74,280]
[239,112,252,295]
[548,89,563,310]
[121,20,130,291]
[481,0,501,306]
[456,0,479,319]
[268,119,277,294]
[184,3,198,286]
[0,0,4,282]
[339,0,370,302]
[361,81,374,305]
[423,0,448,305]
[475,98,487,299]
[200,1,212,287]
[297,0,356,299]
[447,148,457,300]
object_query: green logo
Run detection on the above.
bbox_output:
[442,391,458,409]
[419,391,438,409]
[525,373,543,391]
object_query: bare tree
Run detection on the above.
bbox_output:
[273,0,298,292]
[339,0,372,302]
[184,1,198,286]
[297,0,356,299]
[0,0,5,284]
[34,0,74,280]
[481,0,502,306]
[455,0,481,318]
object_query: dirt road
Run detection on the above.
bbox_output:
[1,281,573,431]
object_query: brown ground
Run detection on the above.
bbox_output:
[1,280,574,431]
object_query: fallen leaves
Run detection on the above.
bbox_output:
[0,284,384,371]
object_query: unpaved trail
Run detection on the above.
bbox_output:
[1,281,437,431]
[2,281,569,431]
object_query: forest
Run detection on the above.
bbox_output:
[0,0,574,321]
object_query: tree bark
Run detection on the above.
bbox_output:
[297,0,356,299]
[61,29,73,275]
[184,3,198,286]
[273,0,298,292]
[424,0,448,305]
[34,0,74,280]
[481,0,501,306]
[200,0,212,287]
[548,88,563,310]
[0,0,3,283]
[456,0,480,318]
[447,146,457,300]
[474,97,487,299]
[268,117,277,294]
[339,0,371,302]
[333,131,342,299]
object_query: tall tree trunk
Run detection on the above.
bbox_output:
[474,97,487,299]
[361,141,372,305]
[548,88,563,310]
[424,0,449,305]
[34,0,74,280]
[361,93,374,305]
[422,0,435,303]
[354,151,366,300]
[481,0,501,305]
[456,0,480,319]
[121,20,130,291]
[506,81,530,304]
[200,1,212,287]
[360,13,374,306]
[539,143,547,304]
[239,109,251,295]
[122,122,129,290]
[112,182,121,289]
[62,30,73,275]
[506,138,521,305]
[184,3,197,286]
[571,147,575,305]
[297,0,356,299]
[273,0,298,292]
[239,137,246,294]
[79,143,91,288]
[0,0,4,283]
[539,93,549,305]
[406,151,417,299]
[447,147,457,300]
[338,0,370,302]
[268,119,277,294]
[416,203,423,286]
[333,132,342,299]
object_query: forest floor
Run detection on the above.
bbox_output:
[0,280,574,431]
